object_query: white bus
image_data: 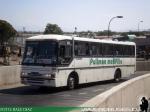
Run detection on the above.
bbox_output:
[21,34,136,89]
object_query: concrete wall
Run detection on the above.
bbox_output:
[136,61,150,71]
[81,73,150,111]
[0,65,21,86]
[0,61,149,86]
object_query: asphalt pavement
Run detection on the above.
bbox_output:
[0,71,149,106]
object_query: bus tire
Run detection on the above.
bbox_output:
[67,76,75,90]
[114,69,121,82]
[67,73,79,90]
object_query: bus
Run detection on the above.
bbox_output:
[21,34,136,89]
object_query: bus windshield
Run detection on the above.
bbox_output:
[22,41,57,66]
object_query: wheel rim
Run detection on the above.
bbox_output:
[115,71,121,82]
[68,77,75,89]
[115,77,120,82]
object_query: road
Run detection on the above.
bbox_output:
[0,71,149,106]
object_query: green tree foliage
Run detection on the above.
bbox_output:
[44,23,63,34]
[0,20,17,45]
[96,30,118,36]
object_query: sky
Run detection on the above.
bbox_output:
[0,0,150,32]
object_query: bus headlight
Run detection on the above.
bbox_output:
[21,72,28,77]
[45,73,55,79]
[44,74,51,78]
[51,73,55,79]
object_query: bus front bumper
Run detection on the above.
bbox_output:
[21,77,56,87]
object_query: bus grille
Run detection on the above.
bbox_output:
[26,78,45,84]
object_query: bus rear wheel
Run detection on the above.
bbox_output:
[67,76,75,90]
[114,69,121,82]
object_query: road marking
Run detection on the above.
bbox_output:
[78,92,87,95]
[93,88,104,92]
[59,94,71,97]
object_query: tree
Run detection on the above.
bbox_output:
[0,20,17,45]
[44,23,63,34]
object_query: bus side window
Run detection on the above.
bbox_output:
[74,41,87,56]
[99,43,102,56]
[74,42,78,56]
[59,40,72,64]
[59,45,65,58]
[114,44,123,57]
[123,45,130,57]
[103,43,113,57]
[65,44,72,58]
[86,43,90,56]
[114,45,118,56]
[91,43,99,56]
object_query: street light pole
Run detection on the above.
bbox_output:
[138,21,143,35]
[108,16,123,38]
[74,27,77,35]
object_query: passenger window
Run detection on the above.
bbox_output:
[91,43,99,56]
[75,41,87,56]
[99,43,102,56]
[58,40,72,64]
[103,44,113,56]
[114,44,123,57]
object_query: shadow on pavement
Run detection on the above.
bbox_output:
[77,79,127,89]
[0,86,67,95]
[0,79,127,96]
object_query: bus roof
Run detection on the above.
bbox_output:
[26,34,135,45]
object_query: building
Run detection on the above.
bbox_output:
[134,36,150,59]
[112,34,150,59]
[13,32,42,47]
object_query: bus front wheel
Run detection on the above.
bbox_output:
[114,69,121,82]
[67,76,75,90]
